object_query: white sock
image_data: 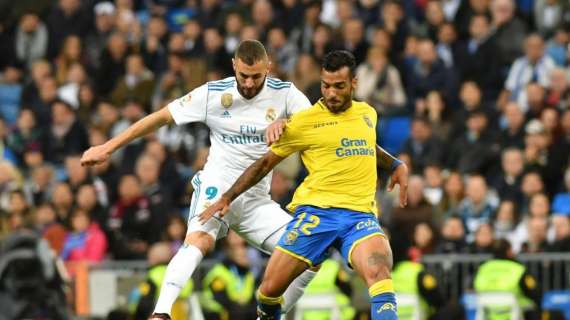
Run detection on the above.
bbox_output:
[153,245,203,314]
[282,269,317,313]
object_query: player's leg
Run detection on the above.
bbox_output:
[152,173,224,318]
[257,250,309,319]
[262,225,319,313]
[350,235,397,320]
[337,211,396,320]
[253,205,337,319]
[235,198,318,313]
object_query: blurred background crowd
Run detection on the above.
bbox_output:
[0,0,569,318]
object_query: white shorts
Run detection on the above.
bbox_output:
[186,171,292,253]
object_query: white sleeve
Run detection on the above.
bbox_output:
[285,83,312,117]
[166,84,208,125]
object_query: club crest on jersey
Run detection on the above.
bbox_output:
[221,93,233,108]
[284,230,299,245]
[265,108,277,122]
[363,115,373,128]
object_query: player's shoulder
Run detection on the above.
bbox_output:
[352,100,377,114]
[266,77,292,91]
[287,101,322,123]
[207,77,236,92]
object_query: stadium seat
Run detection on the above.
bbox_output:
[474,293,522,320]
[376,116,411,155]
[542,290,570,320]
[293,293,341,320]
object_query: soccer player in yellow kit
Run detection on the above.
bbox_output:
[199,50,409,320]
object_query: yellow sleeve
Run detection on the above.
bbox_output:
[270,114,308,158]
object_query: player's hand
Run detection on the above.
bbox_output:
[80,144,111,167]
[198,196,231,224]
[387,163,409,208]
[265,118,287,146]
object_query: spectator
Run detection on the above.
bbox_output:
[20,59,52,112]
[42,100,89,166]
[451,82,499,139]
[408,222,437,262]
[339,18,369,65]
[45,0,90,59]
[61,208,108,262]
[0,161,24,212]
[57,62,87,108]
[416,1,446,42]
[0,65,24,127]
[202,28,232,76]
[548,214,570,251]
[493,200,519,241]
[222,12,243,54]
[436,171,465,217]
[270,169,295,210]
[525,82,547,121]
[163,215,186,253]
[181,19,204,57]
[23,164,55,206]
[457,175,496,239]
[76,184,107,231]
[467,223,495,253]
[524,119,569,196]
[423,164,444,208]
[391,175,434,254]
[552,167,570,215]
[498,101,526,149]
[492,148,525,203]
[135,153,174,214]
[107,175,165,259]
[153,52,190,108]
[406,39,457,110]
[140,17,168,77]
[266,27,298,75]
[447,111,499,175]
[528,193,551,218]
[96,33,129,96]
[354,47,406,115]
[520,216,549,253]
[15,13,48,71]
[421,90,451,140]
[28,77,58,128]
[435,23,458,69]
[540,107,562,143]
[85,2,116,71]
[455,15,502,100]
[489,0,527,68]
[251,0,274,41]
[289,0,322,53]
[545,29,569,66]
[6,109,43,165]
[290,54,321,103]
[520,171,546,215]
[111,54,156,112]
[435,216,467,253]
[7,190,33,226]
[545,68,569,110]
[33,203,66,255]
[500,34,556,111]
[534,0,570,38]
[401,117,444,174]
[53,35,85,86]
[51,182,73,226]
[76,82,98,125]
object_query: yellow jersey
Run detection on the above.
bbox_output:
[271,99,378,214]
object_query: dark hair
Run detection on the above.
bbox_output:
[321,50,356,77]
[234,39,268,65]
[491,239,512,259]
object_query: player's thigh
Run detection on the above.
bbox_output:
[349,235,393,287]
[232,197,292,254]
[259,249,310,297]
[185,173,229,247]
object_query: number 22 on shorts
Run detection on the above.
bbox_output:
[293,212,320,235]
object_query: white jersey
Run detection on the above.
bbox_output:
[167,76,311,195]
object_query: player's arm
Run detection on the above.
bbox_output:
[80,107,174,166]
[376,145,409,207]
[198,151,284,223]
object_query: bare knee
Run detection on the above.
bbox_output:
[259,273,284,298]
[184,232,215,255]
[362,250,393,285]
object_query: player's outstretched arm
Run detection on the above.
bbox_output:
[198,150,284,224]
[376,145,409,207]
[80,106,174,166]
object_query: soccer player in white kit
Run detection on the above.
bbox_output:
[80,40,317,319]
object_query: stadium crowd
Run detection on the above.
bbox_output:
[0,0,569,317]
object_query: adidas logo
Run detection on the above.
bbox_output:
[222,110,231,118]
